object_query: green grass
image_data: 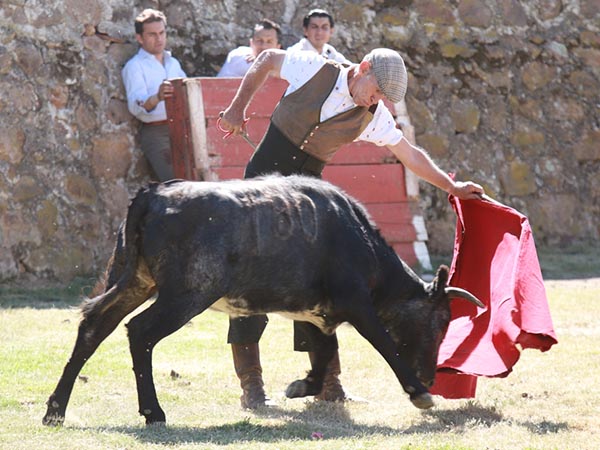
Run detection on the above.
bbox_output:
[1,267,599,449]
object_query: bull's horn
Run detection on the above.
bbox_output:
[445,287,485,308]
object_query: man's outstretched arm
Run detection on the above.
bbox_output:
[388,137,484,200]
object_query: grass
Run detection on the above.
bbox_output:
[0,245,599,450]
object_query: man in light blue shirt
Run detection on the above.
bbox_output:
[122,9,187,181]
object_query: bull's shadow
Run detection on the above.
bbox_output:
[87,401,518,445]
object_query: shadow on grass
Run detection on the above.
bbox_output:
[78,401,569,445]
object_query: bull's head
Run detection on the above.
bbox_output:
[380,265,483,388]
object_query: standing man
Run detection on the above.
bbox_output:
[122,8,187,181]
[217,19,282,77]
[219,48,484,409]
[287,8,350,64]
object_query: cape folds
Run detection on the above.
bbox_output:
[431,195,558,399]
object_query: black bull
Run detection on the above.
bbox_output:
[43,175,483,426]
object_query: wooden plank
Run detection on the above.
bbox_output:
[364,202,414,225]
[207,117,267,166]
[184,80,210,180]
[329,142,394,165]
[199,77,288,118]
[165,77,197,180]
[322,164,407,204]
[212,166,246,180]
[392,242,417,266]
[376,222,417,243]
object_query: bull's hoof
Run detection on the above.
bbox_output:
[42,412,65,427]
[410,392,434,409]
[43,399,66,427]
[141,407,166,425]
[285,380,309,398]
[285,379,321,398]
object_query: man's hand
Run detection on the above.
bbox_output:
[158,80,175,101]
[450,181,485,200]
[218,108,247,136]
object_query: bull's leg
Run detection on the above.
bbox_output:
[126,290,213,425]
[43,283,154,426]
[337,291,433,409]
[285,326,336,399]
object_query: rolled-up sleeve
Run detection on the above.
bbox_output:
[122,60,152,120]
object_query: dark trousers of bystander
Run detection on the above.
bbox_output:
[140,122,174,182]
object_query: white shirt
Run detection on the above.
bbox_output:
[287,38,351,65]
[217,46,254,78]
[122,48,187,123]
[280,51,403,147]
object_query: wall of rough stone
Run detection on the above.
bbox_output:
[0,0,598,282]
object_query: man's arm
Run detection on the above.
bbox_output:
[388,137,484,200]
[219,48,287,134]
[122,60,174,120]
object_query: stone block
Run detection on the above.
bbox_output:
[500,160,537,196]
[91,133,132,180]
[521,61,556,91]
[458,0,493,28]
[65,174,98,207]
[574,131,600,161]
[450,98,480,134]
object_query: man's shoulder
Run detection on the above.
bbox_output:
[287,41,304,52]
[228,46,253,57]
[287,38,312,53]
[122,51,142,74]
[323,44,350,63]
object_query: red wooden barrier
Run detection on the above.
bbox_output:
[165,77,431,268]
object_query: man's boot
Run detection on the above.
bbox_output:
[309,350,347,401]
[231,343,274,409]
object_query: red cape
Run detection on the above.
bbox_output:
[430,195,558,399]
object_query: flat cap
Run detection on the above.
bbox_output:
[364,48,408,103]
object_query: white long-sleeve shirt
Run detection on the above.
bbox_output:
[217,46,254,78]
[122,48,187,123]
[287,38,351,65]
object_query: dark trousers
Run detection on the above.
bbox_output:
[227,124,337,352]
[140,123,174,181]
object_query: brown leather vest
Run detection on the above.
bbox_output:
[271,61,375,163]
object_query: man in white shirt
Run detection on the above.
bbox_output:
[122,9,187,181]
[287,9,350,64]
[219,48,484,409]
[217,19,282,78]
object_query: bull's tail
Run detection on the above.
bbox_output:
[81,183,158,322]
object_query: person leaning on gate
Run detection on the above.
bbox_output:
[287,8,350,64]
[218,47,485,409]
[122,8,187,182]
[217,18,282,78]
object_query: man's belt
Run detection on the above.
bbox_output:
[143,120,169,127]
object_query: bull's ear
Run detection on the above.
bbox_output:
[432,265,449,293]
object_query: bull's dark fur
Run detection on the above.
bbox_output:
[43,175,477,427]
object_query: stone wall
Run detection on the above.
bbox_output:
[0,0,598,282]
